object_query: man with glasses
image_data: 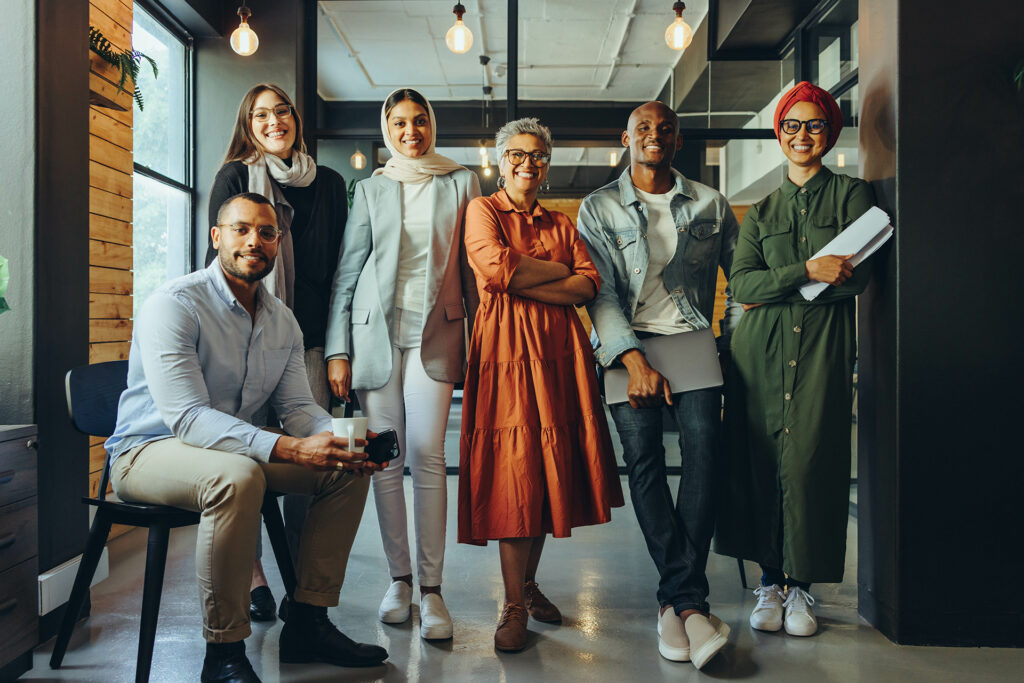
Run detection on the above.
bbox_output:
[577,102,741,670]
[106,193,388,681]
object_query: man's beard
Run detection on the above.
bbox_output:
[219,248,275,283]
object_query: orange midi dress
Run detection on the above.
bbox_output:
[457,190,624,545]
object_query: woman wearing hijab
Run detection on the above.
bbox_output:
[458,117,624,653]
[325,88,480,641]
[715,81,877,637]
[206,83,348,623]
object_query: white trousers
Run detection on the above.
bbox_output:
[358,308,454,586]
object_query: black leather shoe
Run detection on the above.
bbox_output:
[277,594,289,622]
[279,604,388,668]
[200,652,261,682]
[249,586,276,622]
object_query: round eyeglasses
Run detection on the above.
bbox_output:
[779,118,828,135]
[504,149,551,167]
[251,104,293,123]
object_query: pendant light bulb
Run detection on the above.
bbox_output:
[483,166,492,177]
[665,2,693,52]
[350,149,367,171]
[609,151,618,167]
[445,3,474,54]
[230,4,259,56]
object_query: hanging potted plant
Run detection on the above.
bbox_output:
[89,26,158,110]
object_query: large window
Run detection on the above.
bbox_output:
[132,4,193,316]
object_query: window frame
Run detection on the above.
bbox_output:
[132,0,197,273]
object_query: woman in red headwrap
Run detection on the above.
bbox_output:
[714,81,877,637]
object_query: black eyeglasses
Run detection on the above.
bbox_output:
[779,118,828,135]
[251,104,293,122]
[218,223,282,242]
[504,149,551,167]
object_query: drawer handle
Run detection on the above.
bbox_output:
[0,598,16,614]
[0,471,14,485]
[0,533,14,550]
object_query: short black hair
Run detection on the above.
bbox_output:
[216,192,274,226]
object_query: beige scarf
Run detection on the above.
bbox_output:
[245,150,317,308]
[373,89,465,184]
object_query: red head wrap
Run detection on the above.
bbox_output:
[773,81,843,153]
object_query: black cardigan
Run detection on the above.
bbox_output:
[205,160,348,349]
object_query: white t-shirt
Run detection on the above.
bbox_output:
[631,187,694,336]
[395,179,433,313]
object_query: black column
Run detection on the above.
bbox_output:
[36,0,91,640]
[506,0,518,122]
[857,0,1024,647]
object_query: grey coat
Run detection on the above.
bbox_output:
[325,169,481,390]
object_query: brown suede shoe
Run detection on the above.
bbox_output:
[523,581,562,623]
[494,602,528,652]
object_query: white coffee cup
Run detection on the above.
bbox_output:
[331,417,369,453]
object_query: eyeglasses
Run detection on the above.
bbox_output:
[779,118,828,135]
[504,149,551,167]
[252,104,293,122]
[218,223,282,242]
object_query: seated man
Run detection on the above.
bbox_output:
[105,192,387,682]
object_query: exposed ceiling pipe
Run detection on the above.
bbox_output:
[601,0,639,91]
[324,8,376,89]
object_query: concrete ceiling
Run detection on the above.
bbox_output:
[317,0,710,102]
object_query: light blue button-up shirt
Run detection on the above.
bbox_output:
[105,261,331,464]
[577,168,742,367]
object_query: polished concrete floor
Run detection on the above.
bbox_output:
[25,406,1023,682]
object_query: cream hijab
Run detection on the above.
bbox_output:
[373,89,465,184]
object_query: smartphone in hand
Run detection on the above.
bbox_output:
[365,428,399,466]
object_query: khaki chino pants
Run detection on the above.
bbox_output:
[110,437,370,642]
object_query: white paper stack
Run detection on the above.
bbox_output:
[799,205,894,301]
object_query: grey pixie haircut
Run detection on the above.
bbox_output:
[495,117,553,164]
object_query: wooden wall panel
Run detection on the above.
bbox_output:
[89,239,132,269]
[89,0,135,542]
[90,293,133,319]
[90,215,132,246]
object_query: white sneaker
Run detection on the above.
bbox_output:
[378,580,412,624]
[749,584,785,631]
[419,593,454,640]
[656,608,690,662]
[783,587,817,636]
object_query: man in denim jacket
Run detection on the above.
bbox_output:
[577,101,741,669]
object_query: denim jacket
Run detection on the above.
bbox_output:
[577,168,742,367]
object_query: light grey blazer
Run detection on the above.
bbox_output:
[325,168,481,390]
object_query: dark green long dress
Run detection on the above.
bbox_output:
[714,167,876,583]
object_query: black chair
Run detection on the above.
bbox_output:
[50,360,298,683]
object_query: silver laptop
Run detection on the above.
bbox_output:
[603,328,723,405]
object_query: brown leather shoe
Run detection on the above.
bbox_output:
[494,602,528,652]
[523,581,562,623]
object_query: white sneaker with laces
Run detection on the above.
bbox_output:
[783,587,817,636]
[749,584,785,631]
[378,580,412,624]
[419,593,454,640]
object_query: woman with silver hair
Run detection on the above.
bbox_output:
[458,117,624,652]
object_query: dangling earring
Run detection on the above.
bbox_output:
[541,179,551,194]
[497,176,506,189]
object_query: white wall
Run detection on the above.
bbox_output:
[0,0,36,423]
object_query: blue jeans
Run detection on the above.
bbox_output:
[609,387,720,613]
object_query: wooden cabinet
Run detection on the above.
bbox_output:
[0,425,38,680]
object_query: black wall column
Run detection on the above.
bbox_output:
[35,0,91,640]
[857,0,1024,646]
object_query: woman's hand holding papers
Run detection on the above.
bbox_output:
[806,253,854,286]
